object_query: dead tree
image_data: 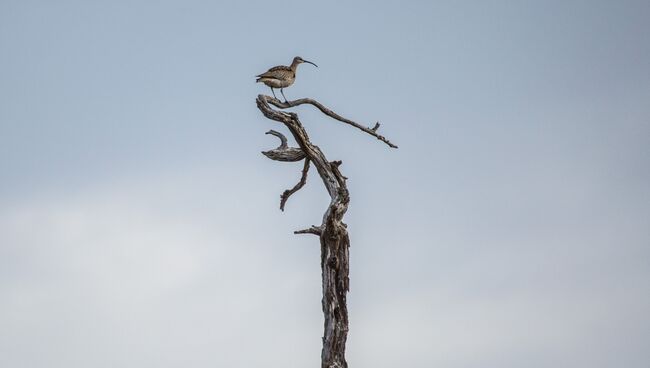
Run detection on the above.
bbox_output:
[256,95,397,368]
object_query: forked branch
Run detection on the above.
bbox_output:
[262,130,306,162]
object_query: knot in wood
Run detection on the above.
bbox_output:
[328,256,338,268]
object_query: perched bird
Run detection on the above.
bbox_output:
[256,56,318,102]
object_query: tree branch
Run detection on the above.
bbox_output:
[265,96,399,149]
[280,158,310,211]
[257,95,342,199]
[262,130,307,162]
[294,225,323,236]
[266,129,288,148]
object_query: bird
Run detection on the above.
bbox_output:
[256,56,318,102]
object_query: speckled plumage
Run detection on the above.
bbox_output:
[256,56,317,101]
[256,66,295,88]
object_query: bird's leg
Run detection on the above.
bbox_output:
[280,88,288,103]
[270,87,279,100]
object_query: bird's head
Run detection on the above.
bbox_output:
[293,56,318,67]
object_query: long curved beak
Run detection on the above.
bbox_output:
[304,60,318,67]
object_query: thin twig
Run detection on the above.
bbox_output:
[294,225,323,236]
[266,130,288,148]
[280,159,310,211]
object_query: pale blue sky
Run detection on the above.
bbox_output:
[1,1,649,367]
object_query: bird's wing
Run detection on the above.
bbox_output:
[256,66,292,79]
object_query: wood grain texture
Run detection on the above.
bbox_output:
[265,96,398,149]
[256,94,396,368]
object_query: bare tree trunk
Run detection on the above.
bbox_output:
[256,95,396,368]
[319,227,350,368]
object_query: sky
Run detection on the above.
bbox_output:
[1,0,649,367]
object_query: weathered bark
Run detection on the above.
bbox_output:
[256,94,396,368]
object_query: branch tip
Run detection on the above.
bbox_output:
[265,129,288,148]
[280,159,311,211]
[294,225,323,236]
[261,95,398,149]
[262,129,307,162]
